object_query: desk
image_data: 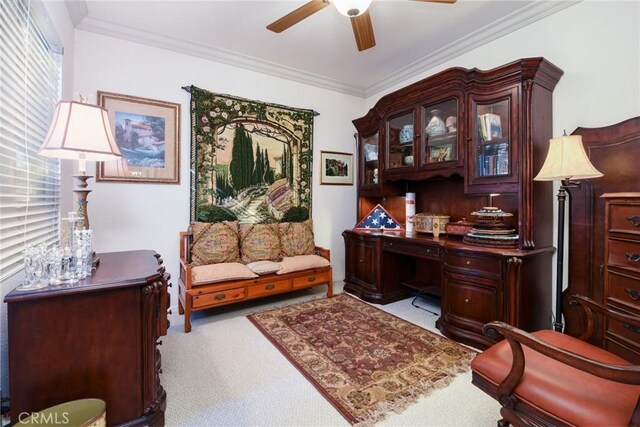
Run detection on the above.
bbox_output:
[343,230,554,349]
[5,250,170,426]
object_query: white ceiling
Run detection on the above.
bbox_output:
[66,0,578,97]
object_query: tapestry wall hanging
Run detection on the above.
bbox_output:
[187,86,315,224]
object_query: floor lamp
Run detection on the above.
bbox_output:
[38,100,122,229]
[534,132,603,332]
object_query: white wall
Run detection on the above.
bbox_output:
[72,31,362,312]
[0,0,76,398]
[365,0,640,324]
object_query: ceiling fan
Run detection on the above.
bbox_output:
[267,0,457,52]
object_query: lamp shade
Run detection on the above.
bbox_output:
[333,0,372,17]
[39,101,122,162]
[534,134,603,181]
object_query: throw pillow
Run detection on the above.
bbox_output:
[190,221,240,266]
[276,254,330,275]
[191,262,258,285]
[279,219,315,257]
[246,260,282,275]
[239,223,282,264]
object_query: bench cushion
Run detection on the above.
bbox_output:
[191,221,240,266]
[191,262,257,285]
[471,330,640,426]
[276,254,330,275]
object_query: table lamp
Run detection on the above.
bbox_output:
[534,131,603,332]
[39,100,122,229]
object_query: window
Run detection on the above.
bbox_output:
[0,0,62,280]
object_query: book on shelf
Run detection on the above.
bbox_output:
[477,113,502,142]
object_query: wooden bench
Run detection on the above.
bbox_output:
[178,231,333,332]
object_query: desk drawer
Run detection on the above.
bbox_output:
[609,240,640,274]
[444,252,501,277]
[293,270,330,289]
[444,280,498,333]
[248,279,291,298]
[193,287,245,308]
[384,240,440,260]
[609,204,640,235]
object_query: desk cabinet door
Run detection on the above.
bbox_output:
[347,238,378,290]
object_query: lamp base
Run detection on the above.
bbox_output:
[73,174,92,229]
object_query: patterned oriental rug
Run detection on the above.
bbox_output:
[247,294,476,425]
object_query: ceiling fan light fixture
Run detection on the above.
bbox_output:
[332,0,373,17]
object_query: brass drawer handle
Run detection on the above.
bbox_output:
[308,276,316,282]
[464,298,470,304]
[466,261,471,266]
[623,323,640,335]
[265,284,275,290]
[626,215,640,227]
[624,288,640,301]
[359,259,363,263]
[625,252,640,262]
[215,294,226,300]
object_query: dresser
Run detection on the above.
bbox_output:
[5,250,170,426]
[602,193,640,362]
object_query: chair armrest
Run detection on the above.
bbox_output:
[314,246,330,262]
[569,294,640,341]
[484,321,640,388]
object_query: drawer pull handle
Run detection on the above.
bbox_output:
[626,215,640,227]
[625,252,640,262]
[623,323,640,335]
[466,261,471,266]
[359,259,363,263]
[624,288,640,301]
[308,276,316,282]
[215,294,226,300]
[265,284,275,290]
[464,298,470,304]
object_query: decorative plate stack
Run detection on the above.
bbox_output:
[463,207,518,248]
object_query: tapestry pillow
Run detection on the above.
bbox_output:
[239,223,282,263]
[191,221,240,266]
[276,254,330,275]
[246,260,282,275]
[191,262,258,285]
[279,219,315,257]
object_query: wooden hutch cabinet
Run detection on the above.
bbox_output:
[5,250,170,426]
[344,58,563,349]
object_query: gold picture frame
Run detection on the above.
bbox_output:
[320,151,353,185]
[96,91,180,184]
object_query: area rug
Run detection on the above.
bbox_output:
[247,293,476,425]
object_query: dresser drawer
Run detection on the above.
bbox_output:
[607,270,640,310]
[293,270,330,289]
[444,252,501,277]
[193,287,245,308]
[608,240,640,274]
[607,318,640,350]
[248,279,291,298]
[609,204,640,235]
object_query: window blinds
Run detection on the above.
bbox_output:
[0,0,62,280]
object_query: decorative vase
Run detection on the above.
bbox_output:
[399,124,414,144]
[426,109,446,136]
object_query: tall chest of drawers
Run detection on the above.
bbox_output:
[603,193,640,363]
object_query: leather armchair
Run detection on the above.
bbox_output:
[471,295,640,426]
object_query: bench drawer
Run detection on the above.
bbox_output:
[248,279,291,298]
[192,287,245,308]
[293,270,330,289]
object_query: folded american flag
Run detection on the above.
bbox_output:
[354,204,403,230]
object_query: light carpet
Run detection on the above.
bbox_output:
[161,284,501,426]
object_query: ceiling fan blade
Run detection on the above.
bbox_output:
[410,0,457,3]
[267,0,329,33]
[351,11,376,52]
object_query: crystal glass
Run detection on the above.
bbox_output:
[16,245,48,291]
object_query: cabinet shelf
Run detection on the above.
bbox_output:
[427,132,457,146]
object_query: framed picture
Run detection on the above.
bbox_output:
[96,91,180,184]
[320,151,353,185]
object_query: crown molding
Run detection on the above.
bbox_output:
[74,15,366,97]
[363,0,581,97]
[69,0,578,99]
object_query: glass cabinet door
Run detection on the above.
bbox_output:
[386,110,415,171]
[360,132,379,187]
[422,98,458,166]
